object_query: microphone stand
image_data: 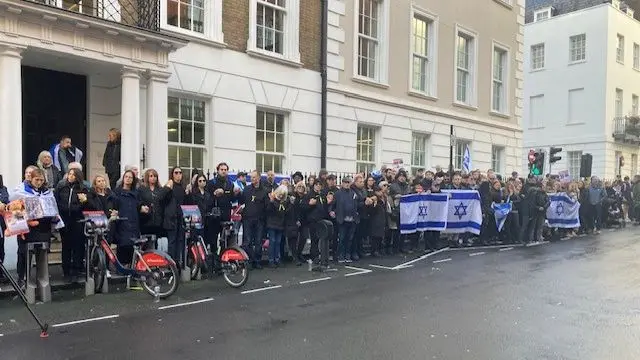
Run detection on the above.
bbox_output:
[0,260,49,337]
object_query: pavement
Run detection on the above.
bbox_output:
[2,228,640,359]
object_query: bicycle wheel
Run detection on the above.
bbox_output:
[90,246,107,293]
[137,251,180,299]
[220,248,249,288]
[186,245,201,280]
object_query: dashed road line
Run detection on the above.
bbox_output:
[525,241,549,247]
[344,266,372,277]
[368,264,396,270]
[52,314,120,328]
[391,248,449,270]
[448,244,522,251]
[469,252,485,257]
[499,247,514,252]
[158,298,214,310]
[432,258,452,264]
[299,277,332,285]
[241,285,283,295]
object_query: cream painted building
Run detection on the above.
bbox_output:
[325,0,525,175]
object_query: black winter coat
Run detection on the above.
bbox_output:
[285,194,303,238]
[239,183,269,221]
[367,197,387,238]
[110,187,141,246]
[102,140,121,176]
[206,176,237,222]
[266,199,288,231]
[138,185,171,230]
[55,180,89,223]
[87,188,115,216]
[302,190,330,224]
[163,183,186,231]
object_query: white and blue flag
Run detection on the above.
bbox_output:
[462,145,472,173]
[492,202,512,232]
[546,192,581,228]
[442,190,483,235]
[399,193,449,234]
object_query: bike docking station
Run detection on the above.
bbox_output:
[25,241,52,304]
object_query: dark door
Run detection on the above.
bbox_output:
[22,66,87,171]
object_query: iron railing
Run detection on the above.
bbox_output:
[24,0,160,32]
[613,115,640,143]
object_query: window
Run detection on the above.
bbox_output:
[162,0,223,41]
[616,88,624,117]
[166,0,204,33]
[411,133,428,174]
[248,0,300,63]
[167,97,206,174]
[617,34,625,63]
[567,88,584,124]
[569,34,586,62]
[531,43,545,70]
[633,94,639,116]
[455,141,471,171]
[534,8,551,22]
[256,110,286,173]
[356,0,389,81]
[634,43,639,69]
[492,45,508,114]
[491,146,504,175]
[356,125,377,173]
[632,154,638,176]
[529,95,544,128]
[567,151,582,179]
[411,11,437,96]
[454,26,477,105]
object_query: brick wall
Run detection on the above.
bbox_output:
[223,0,250,52]
[300,0,321,72]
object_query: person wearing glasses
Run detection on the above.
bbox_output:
[206,162,241,248]
[186,174,215,247]
[163,167,186,266]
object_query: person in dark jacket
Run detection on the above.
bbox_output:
[56,168,90,282]
[323,174,340,258]
[0,174,8,278]
[424,181,443,252]
[37,150,62,189]
[164,167,187,266]
[504,180,523,244]
[527,181,550,243]
[334,176,359,262]
[111,170,143,265]
[103,128,121,189]
[367,185,387,257]
[186,174,215,245]
[206,162,241,248]
[239,170,269,268]
[302,179,332,264]
[138,169,171,238]
[287,182,306,265]
[266,185,289,267]
[352,175,369,260]
[87,175,116,217]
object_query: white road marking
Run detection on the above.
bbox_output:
[395,264,414,269]
[391,248,449,270]
[525,241,549,247]
[0,334,4,337]
[469,252,485,257]
[52,314,120,328]
[241,285,282,295]
[299,277,331,285]
[448,244,522,251]
[432,258,452,264]
[499,247,514,252]
[344,266,372,277]
[158,298,214,310]
[368,264,396,270]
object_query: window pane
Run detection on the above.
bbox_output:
[276,133,284,153]
[167,0,179,27]
[168,120,179,142]
[180,99,193,120]
[256,111,265,129]
[256,130,265,151]
[178,146,190,167]
[276,114,285,132]
[180,121,193,143]
[168,97,179,118]
[265,133,275,152]
[168,145,178,167]
[266,112,275,131]
[192,148,203,169]
[273,155,282,173]
[193,122,205,145]
[193,100,205,122]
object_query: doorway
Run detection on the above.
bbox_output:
[22,66,87,172]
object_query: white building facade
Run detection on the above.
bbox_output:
[524,1,640,179]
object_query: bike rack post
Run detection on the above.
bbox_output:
[35,244,51,303]
[84,239,95,296]
[24,245,36,304]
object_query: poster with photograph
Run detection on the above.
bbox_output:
[181,205,203,229]
[82,211,109,228]
[4,200,29,237]
[24,196,59,220]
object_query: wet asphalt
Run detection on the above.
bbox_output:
[2,228,640,360]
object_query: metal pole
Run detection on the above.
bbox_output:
[448,125,454,178]
[319,0,328,169]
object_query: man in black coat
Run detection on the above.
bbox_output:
[206,162,241,247]
[239,170,269,268]
[103,128,121,189]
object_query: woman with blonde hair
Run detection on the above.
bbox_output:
[138,169,171,238]
[266,185,290,267]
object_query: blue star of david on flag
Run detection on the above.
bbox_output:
[454,202,468,220]
[418,205,428,217]
[555,202,564,216]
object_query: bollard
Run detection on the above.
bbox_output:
[100,271,109,293]
[85,239,95,296]
[35,247,51,303]
[181,265,192,283]
[24,248,36,304]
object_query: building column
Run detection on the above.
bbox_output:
[0,44,25,187]
[120,67,141,174]
[145,71,170,177]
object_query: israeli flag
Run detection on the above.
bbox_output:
[492,202,512,232]
[399,193,449,234]
[442,190,483,235]
[462,145,471,173]
[546,192,581,228]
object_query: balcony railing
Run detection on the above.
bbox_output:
[613,115,640,144]
[24,0,160,32]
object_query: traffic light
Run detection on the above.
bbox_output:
[549,147,562,164]
[531,150,545,176]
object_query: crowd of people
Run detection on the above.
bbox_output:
[0,130,635,286]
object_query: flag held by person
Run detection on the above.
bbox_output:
[399,193,449,234]
[546,192,580,228]
[442,190,483,235]
[492,202,512,232]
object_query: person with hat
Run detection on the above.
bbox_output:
[389,170,411,253]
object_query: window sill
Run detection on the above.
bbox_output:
[617,60,625,65]
[352,76,390,89]
[408,90,438,102]
[489,110,510,119]
[634,67,640,72]
[492,0,513,10]
[566,122,585,126]
[246,49,303,68]
[160,26,226,48]
[528,126,545,130]
[530,68,546,73]
[452,101,478,111]
[568,59,586,66]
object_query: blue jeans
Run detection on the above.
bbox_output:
[267,228,283,264]
[338,222,356,259]
[243,219,264,264]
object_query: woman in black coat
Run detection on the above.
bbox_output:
[87,175,115,216]
[367,186,387,257]
[186,174,215,245]
[56,168,90,281]
[138,169,171,238]
[103,128,121,190]
[110,170,143,265]
[286,182,306,265]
